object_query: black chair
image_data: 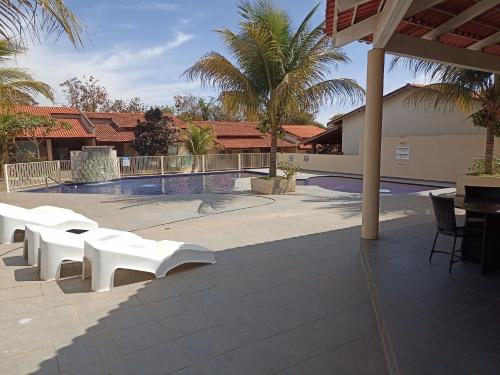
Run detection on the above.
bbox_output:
[429,193,463,274]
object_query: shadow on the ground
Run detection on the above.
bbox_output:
[3,212,499,374]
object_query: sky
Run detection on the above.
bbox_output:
[10,0,425,125]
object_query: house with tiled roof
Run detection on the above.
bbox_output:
[301,83,489,157]
[191,121,296,153]
[280,124,325,151]
[13,107,188,160]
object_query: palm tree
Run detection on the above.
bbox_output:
[183,123,216,155]
[184,0,364,177]
[394,58,500,174]
[0,39,54,107]
[0,0,83,47]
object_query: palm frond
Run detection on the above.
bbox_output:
[0,67,54,105]
[403,83,479,114]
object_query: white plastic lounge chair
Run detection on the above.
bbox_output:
[83,237,216,292]
[35,227,142,281]
[0,203,97,244]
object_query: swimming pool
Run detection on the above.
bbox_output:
[27,172,437,196]
[297,176,438,194]
[28,172,264,196]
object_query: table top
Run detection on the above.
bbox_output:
[454,196,500,214]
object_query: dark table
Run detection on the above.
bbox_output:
[454,196,500,274]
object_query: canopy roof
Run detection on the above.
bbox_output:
[325,0,500,73]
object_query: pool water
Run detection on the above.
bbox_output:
[28,172,264,196]
[297,176,437,194]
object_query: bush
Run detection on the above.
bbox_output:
[469,157,500,175]
[278,160,301,180]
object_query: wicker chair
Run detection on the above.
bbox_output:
[429,193,463,274]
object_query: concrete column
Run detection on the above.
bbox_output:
[46,139,53,161]
[361,48,385,240]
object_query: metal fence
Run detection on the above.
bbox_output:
[3,153,270,191]
[3,160,61,191]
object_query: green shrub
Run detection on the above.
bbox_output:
[278,161,301,180]
[469,157,500,175]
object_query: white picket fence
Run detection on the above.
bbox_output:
[3,153,270,192]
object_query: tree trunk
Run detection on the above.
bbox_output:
[486,73,500,175]
[484,119,495,174]
[269,130,278,177]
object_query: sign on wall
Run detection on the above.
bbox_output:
[395,147,410,160]
[122,157,131,167]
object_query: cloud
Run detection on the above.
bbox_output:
[126,2,179,12]
[6,31,199,106]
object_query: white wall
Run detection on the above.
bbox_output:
[279,133,500,183]
[342,87,484,155]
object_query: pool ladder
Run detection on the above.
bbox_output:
[45,176,71,192]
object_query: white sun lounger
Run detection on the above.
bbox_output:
[83,237,216,292]
[0,203,97,244]
[36,227,142,281]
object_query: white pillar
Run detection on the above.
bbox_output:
[238,154,242,171]
[361,48,385,240]
[4,164,9,192]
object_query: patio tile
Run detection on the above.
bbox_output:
[197,346,274,375]
[158,298,248,339]
[175,317,269,362]
[0,347,58,375]
[0,283,42,301]
[122,341,192,375]
[275,354,351,375]
[415,326,500,374]
[104,357,132,375]
[111,321,170,356]
[135,282,179,304]
[55,337,102,373]
[61,361,109,375]
[103,304,157,332]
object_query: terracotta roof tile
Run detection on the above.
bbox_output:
[325,0,500,56]
[282,125,326,140]
[13,106,94,139]
[94,122,135,142]
[192,121,264,137]
[216,134,295,149]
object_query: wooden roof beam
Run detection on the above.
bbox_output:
[386,33,500,74]
[468,30,500,51]
[404,0,446,18]
[373,0,414,48]
[422,0,499,40]
[336,0,368,12]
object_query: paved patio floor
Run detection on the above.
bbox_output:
[0,182,497,374]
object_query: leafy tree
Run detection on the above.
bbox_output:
[101,97,146,113]
[184,0,364,176]
[0,40,54,107]
[328,113,345,126]
[183,123,216,155]
[20,115,70,159]
[0,0,83,47]
[0,113,68,164]
[133,108,178,155]
[280,110,319,125]
[60,76,148,113]
[172,94,240,121]
[60,76,109,111]
[393,57,500,174]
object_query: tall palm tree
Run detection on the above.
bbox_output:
[0,0,83,47]
[184,0,364,177]
[183,123,216,155]
[393,58,500,174]
[0,39,54,107]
